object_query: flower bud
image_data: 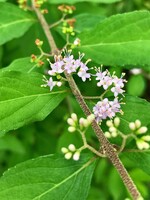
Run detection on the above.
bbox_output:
[68,144,76,152]
[82,119,89,127]
[61,147,68,154]
[106,120,113,127]
[135,120,141,128]
[71,113,78,122]
[136,139,150,150]
[67,118,75,126]
[35,39,43,47]
[73,38,80,46]
[68,126,76,133]
[65,152,72,160]
[129,122,136,131]
[136,127,148,134]
[111,131,117,137]
[104,131,111,138]
[79,117,89,128]
[114,117,120,127]
[141,135,150,141]
[73,151,80,161]
[56,81,62,87]
[87,114,95,124]
[109,127,117,133]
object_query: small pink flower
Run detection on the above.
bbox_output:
[47,77,56,91]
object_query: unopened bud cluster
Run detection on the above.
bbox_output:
[61,144,80,161]
[18,0,27,10]
[62,20,76,36]
[34,0,47,8]
[104,117,120,138]
[67,113,95,132]
[129,120,149,150]
[105,118,150,151]
[31,54,44,67]
[30,39,45,67]
[58,5,76,14]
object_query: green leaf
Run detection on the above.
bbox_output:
[0,71,67,135]
[49,0,121,4]
[120,95,150,126]
[124,152,150,176]
[78,11,150,68]
[0,154,95,200]
[75,13,105,33]
[0,3,36,45]
[126,75,146,97]
[2,57,36,73]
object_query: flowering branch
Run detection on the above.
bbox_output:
[31,1,143,199]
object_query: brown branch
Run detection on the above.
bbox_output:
[32,1,143,199]
[32,0,58,55]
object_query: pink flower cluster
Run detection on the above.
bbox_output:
[93,98,121,122]
[96,70,126,97]
[48,54,91,83]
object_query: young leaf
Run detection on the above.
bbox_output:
[78,11,150,68]
[49,0,121,4]
[0,154,96,200]
[3,57,37,73]
[0,3,36,45]
[0,71,67,135]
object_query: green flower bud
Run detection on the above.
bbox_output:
[61,147,68,154]
[73,151,80,161]
[65,152,72,160]
[68,144,76,152]
[114,117,120,127]
[68,126,76,132]
[136,127,148,134]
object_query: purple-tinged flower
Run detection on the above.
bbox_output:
[96,70,113,90]
[50,60,64,74]
[47,77,56,91]
[64,62,77,74]
[96,71,107,81]
[111,86,124,97]
[113,77,125,88]
[98,76,113,90]
[73,59,82,68]
[63,55,74,63]
[80,62,88,70]
[77,68,91,82]
[93,98,121,123]
[110,98,121,113]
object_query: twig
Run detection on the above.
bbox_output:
[32,0,59,55]
[49,13,66,29]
